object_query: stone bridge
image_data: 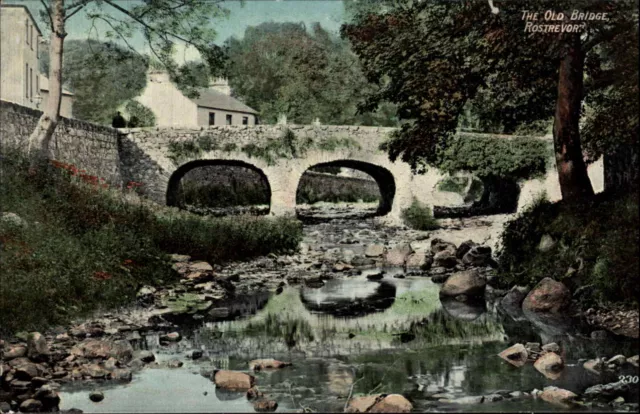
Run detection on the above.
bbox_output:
[118,124,604,223]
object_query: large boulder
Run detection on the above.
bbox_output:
[498,343,528,367]
[405,252,430,269]
[522,278,571,314]
[213,370,255,391]
[1,212,27,229]
[533,352,564,380]
[440,269,486,298]
[539,386,577,408]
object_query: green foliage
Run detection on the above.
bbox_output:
[39,39,148,125]
[0,151,302,334]
[123,100,156,127]
[401,199,439,231]
[296,174,380,205]
[437,176,469,195]
[178,180,269,208]
[497,192,639,306]
[437,134,551,180]
[342,1,638,171]
[225,22,398,126]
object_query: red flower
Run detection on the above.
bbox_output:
[93,271,112,280]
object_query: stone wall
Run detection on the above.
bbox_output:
[0,100,122,184]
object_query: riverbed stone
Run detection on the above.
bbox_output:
[462,245,492,267]
[522,278,571,314]
[213,370,255,391]
[405,252,428,269]
[455,240,477,259]
[539,386,577,408]
[160,332,181,343]
[583,381,630,402]
[365,244,385,257]
[346,395,379,412]
[26,332,49,362]
[433,250,458,268]
[533,352,564,380]
[499,285,530,321]
[71,339,133,362]
[136,350,155,363]
[253,399,278,412]
[430,238,456,255]
[89,391,104,402]
[442,396,484,404]
[627,355,639,367]
[385,243,413,266]
[440,269,486,298]
[583,359,604,375]
[606,355,626,366]
[498,343,528,367]
[541,342,560,353]
[369,394,412,413]
[34,384,60,408]
[170,254,191,262]
[248,359,291,371]
[19,399,42,412]
[4,345,27,360]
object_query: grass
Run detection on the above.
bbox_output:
[0,151,302,334]
[401,199,440,230]
[497,191,639,307]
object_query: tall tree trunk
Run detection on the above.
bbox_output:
[27,0,66,165]
[552,34,594,200]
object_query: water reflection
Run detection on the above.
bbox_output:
[440,297,487,321]
[300,279,396,317]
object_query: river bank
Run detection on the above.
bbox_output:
[1,204,638,413]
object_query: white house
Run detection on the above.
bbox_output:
[0,4,73,117]
[136,71,258,127]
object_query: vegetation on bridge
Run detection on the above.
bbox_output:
[168,128,361,166]
[0,151,302,334]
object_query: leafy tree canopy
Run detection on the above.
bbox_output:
[224,22,398,126]
[40,39,148,125]
[342,0,638,173]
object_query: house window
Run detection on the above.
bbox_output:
[242,116,249,125]
[30,25,34,50]
[26,20,29,46]
[30,68,33,98]
[25,64,29,98]
[208,112,215,126]
[36,74,39,95]
[226,114,232,125]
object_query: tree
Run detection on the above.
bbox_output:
[28,0,228,164]
[225,22,398,126]
[342,0,638,201]
[40,39,148,125]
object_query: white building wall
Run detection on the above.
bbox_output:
[196,107,256,126]
[0,6,40,109]
[136,72,198,127]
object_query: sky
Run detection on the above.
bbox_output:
[7,0,348,63]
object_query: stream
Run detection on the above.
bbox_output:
[56,203,639,413]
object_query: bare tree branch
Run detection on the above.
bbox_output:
[95,16,145,58]
[39,0,55,31]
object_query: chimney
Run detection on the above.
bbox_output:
[209,77,231,95]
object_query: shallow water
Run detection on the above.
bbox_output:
[59,273,638,413]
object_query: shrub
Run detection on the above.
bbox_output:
[497,191,639,306]
[0,151,302,333]
[401,199,439,230]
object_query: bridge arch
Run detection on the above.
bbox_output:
[295,159,396,216]
[166,159,271,213]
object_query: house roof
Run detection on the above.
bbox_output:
[1,4,43,36]
[39,75,74,96]
[191,88,258,115]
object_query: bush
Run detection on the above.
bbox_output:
[401,199,439,231]
[497,191,639,307]
[0,152,302,333]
